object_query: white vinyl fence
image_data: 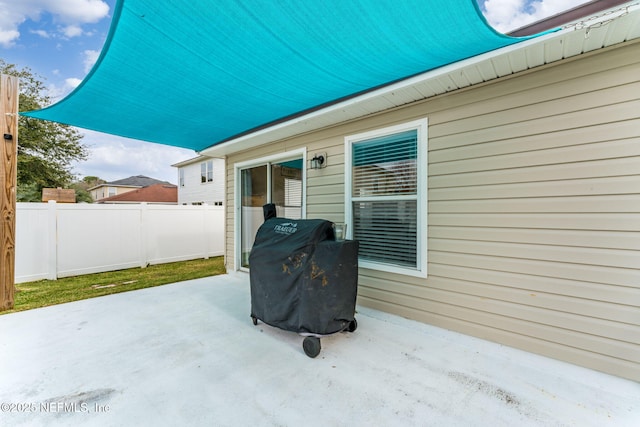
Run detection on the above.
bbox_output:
[15,202,224,283]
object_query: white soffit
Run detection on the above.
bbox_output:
[201,2,640,158]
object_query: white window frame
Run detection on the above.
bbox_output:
[201,160,214,183]
[345,118,428,278]
[233,148,307,272]
[207,160,214,182]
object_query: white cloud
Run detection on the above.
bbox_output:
[46,84,66,101]
[83,49,100,73]
[73,130,196,183]
[0,2,34,47]
[30,29,51,38]
[0,0,109,47]
[65,77,82,88]
[47,77,82,101]
[43,0,110,24]
[0,29,20,47]
[480,0,590,32]
[61,24,83,38]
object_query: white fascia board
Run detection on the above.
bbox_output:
[171,155,208,168]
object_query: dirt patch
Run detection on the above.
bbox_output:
[448,371,520,407]
[91,280,137,289]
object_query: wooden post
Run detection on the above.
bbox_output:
[1,74,19,311]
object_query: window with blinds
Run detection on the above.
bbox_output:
[346,119,427,276]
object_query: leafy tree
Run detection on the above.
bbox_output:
[16,182,41,203]
[69,176,106,203]
[1,59,89,201]
[68,183,93,203]
[81,176,106,187]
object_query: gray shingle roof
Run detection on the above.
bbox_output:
[107,175,170,187]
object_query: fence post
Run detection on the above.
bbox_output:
[1,74,18,311]
[47,200,58,280]
[203,204,210,260]
[140,203,148,268]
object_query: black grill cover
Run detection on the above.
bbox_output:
[249,217,359,335]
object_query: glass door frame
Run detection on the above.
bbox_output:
[233,148,307,272]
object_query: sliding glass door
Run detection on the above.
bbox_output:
[239,157,303,268]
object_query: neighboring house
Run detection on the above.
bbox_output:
[96,183,177,204]
[200,7,640,382]
[89,175,172,202]
[171,156,224,206]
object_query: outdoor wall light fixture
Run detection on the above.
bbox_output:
[310,153,326,169]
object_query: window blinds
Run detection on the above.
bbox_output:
[352,130,417,197]
[351,129,418,268]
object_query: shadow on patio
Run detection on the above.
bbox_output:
[1,273,638,426]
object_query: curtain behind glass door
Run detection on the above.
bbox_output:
[271,161,302,219]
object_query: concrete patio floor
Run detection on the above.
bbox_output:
[0,273,638,427]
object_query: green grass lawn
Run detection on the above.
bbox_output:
[1,257,226,315]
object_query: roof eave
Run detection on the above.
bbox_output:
[171,154,219,168]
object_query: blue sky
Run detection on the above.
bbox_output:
[0,0,591,183]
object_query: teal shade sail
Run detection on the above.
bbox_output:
[23,0,539,151]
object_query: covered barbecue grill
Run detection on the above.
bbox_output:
[249,204,359,357]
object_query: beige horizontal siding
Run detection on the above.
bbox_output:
[430,213,639,231]
[430,176,640,200]
[225,40,640,381]
[430,157,640,188]
[428,251,638,288]
[306,182,342,196]
[430,238,638,270]
[429,226,640,251]
[430,118,640,163]
[430,195,639,213]
[427,263,640,309]
[224,166,235,271]
[360,275,639,351]
[431,138,640,176]
[430,85,640,146]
